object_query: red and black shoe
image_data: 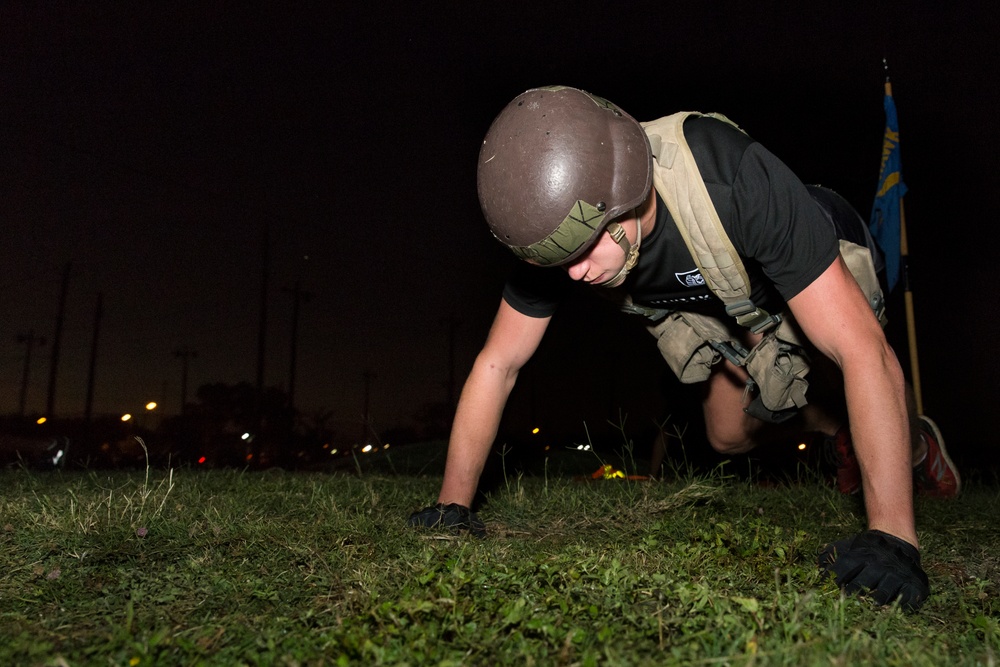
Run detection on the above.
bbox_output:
[914,415,961,498]
[820,428,862,495]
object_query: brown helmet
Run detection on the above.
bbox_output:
[477,86,652,266]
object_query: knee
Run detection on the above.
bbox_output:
[705,427,757,455]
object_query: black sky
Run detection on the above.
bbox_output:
[2,3,997,467]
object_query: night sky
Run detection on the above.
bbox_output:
[2,3,997,469]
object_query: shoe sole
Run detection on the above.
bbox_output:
[919,415,962,496]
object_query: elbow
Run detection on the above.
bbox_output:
[474,353,521,391]
[494,360,521,391]
[839,336,904,386]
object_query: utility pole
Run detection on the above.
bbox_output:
[46,262,71,418]
[16,331,46,417]
[255,221,269,405]
[83,292,103,423]
[173,346,198,415]
[281,281,312,411]
[440,314,461,411]
[362,369,376,444]
[252,220,269,464]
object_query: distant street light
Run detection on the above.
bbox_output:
[121,402,157,425]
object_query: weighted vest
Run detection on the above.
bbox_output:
[629,112,886,423]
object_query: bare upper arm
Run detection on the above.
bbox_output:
[786,255,888,367]
[478,297,551,374]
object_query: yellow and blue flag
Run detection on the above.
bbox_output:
[869,88,907,292]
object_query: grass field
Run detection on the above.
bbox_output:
[1,446,998,666]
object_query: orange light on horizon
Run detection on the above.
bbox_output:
[121,414,132,422]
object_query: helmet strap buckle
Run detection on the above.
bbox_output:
[601,211,642,288]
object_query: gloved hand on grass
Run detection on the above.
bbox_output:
[407,503,486,539]
[819,529,929,611]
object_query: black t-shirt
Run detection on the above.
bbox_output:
[503,115,856,320]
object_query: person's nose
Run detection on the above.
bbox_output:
[566,259,589,281]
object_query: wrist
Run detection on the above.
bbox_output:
[865,529,921,559]
[868,523,918,549]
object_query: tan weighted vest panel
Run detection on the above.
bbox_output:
[642,113,751,305]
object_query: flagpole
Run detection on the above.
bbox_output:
[888,78,924,415]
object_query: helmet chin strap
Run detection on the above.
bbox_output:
[600,209,642,288]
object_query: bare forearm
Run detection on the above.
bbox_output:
[843,346,917,547]
[437,357,518,507]
[786,258,918,547]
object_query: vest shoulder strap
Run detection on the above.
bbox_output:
[641,112,778,333]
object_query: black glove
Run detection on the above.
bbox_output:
[407,503,486,539]
[818,529,929,611]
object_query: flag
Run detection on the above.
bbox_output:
[869,87,907,292]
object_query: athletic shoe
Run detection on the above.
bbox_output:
[914,416,961,498]
[821,428,862,495]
